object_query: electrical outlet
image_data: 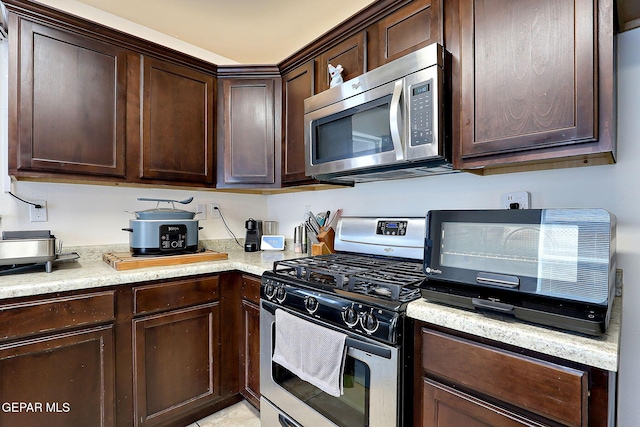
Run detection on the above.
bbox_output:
[501,191,530,209]
[211,203,221,219]
[29,200,48,222]
[195,204,207,220]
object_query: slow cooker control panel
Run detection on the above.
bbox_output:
[159,224,187,250]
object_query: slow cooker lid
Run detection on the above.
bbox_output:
[135,208,195,220]
[132,196,196,220]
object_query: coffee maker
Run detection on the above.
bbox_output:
[244,218,262,252]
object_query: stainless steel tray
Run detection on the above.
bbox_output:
[0,238,57,266]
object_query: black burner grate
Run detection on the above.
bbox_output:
[273,254,425,303]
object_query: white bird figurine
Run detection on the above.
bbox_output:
[328,63,344,88]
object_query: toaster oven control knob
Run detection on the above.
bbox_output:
[362,312,379,333]
[305,297,319,314]
[343,306,359,327]
[275,286,287,303]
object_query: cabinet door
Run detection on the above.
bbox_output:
[420,329,587,426]
[422,378,553,427]
[0,326,115,427]
[282,61,316,185]
[316,32,366,92]
[218,78,281,187]
[452,0,614,169]
[369,0,442,68]
[136,56,215,185]
[240,275,261,408]
[10,18,127,178]
[240,299,260,408]
[133,303,220,427]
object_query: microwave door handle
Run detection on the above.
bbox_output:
[389,79,404,161]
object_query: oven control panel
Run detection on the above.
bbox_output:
[376,220,408,236]
[262,276,401,345]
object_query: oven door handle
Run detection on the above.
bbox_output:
[278,413,303,427]
[346,337,392,359]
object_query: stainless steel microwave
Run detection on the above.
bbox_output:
[421,209,617,335]
[304,43,452,184]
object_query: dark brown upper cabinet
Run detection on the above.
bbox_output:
[368,0,442,68]
[129,56,215,185]
[9,16,127,178]
[316,31,367,93]
[448,0,615,172]
[281,61,316,186]
[217,76,282,188]
[7,3,218,188]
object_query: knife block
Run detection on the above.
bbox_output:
[313,227,335,255]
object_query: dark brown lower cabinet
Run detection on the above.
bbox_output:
[0,326,115,427]
[414,323,614,427]
[423,379,555,427]
[240,275,261,408]
[0,272,260,427]
[133,303,221,427]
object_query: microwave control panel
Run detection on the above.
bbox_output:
[409,79,433,146]
[376,220,408,236]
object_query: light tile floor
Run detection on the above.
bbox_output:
[186,401,260,427]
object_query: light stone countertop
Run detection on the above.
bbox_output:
[0,243,621,372]
[406,297,621,372]
[0,247,305,300]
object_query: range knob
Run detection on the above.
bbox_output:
[305,297,319,314]
[361,311,379,333]
[264,282,276,299]
[342,306,359,327]
[275,286,286,303]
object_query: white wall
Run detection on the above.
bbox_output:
[0,182,268,246]
[268,28,640,426]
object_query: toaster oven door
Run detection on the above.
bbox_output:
[424,209,614,305]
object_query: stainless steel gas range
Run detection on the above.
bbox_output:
[260,217,425,427]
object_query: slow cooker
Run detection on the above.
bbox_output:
[123,197,202,256]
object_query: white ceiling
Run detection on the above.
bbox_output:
[65,0,377,64]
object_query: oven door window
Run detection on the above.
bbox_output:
[273,356,370,427]
[312,95,394,165]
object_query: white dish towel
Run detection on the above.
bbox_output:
[272,308,348,397]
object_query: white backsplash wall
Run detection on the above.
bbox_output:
[269,27,640,427]
[0,182,268,246]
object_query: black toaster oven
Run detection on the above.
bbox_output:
[421,208,616,336]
